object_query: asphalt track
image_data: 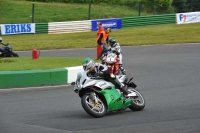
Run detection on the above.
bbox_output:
[1,43,200,133]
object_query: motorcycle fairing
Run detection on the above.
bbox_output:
[99,87,132,111]
[83,79,114,90]
[75,71,131,111]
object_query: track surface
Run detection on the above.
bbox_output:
[1,44,200,133]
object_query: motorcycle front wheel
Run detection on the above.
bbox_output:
[128,88,145,111]
[81,94,107,118]
[11,52,19,57]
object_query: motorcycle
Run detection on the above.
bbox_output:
[71,71,145,118]
[102,52,120,75]
[0,43,19,57]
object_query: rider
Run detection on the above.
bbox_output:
[107,37,126,75]
[82,57,135,98]
[0,37,7,53]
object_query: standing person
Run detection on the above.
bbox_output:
[96,22,105,60]
[97,22,104,37]
[105,28,111,47]
[97,28,111,60]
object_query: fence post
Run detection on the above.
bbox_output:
[138,2,141,16]
[88,1,91,20]
[190,0,193,12]
[32,3,35,23]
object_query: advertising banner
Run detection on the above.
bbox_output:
[1,23,35,35]
[92,18,122,31]
[176,12,200,24]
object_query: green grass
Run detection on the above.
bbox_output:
[0,1,200,72]
[1,23,200,51]
[0,0,151,24]
[1,23,199,71]
[0,57,101,71]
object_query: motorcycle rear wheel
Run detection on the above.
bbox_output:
[81,94,107,118]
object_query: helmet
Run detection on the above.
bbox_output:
[82,57,95,72]
[107,28,111,33]
[106,28,111,33]
[0,37,2,43]
[108,38,116,47]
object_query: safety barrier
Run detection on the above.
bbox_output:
[0,66,84,89]
[36,23,48,34]
[48,20,91,34]
[0,14,177,35]
[122,14,176,28]
[0,68,67,89]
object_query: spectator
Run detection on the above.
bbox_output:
[97,22,104,37]
[105,28,111,47]
[97,28,111,59]
[96,22,105,60]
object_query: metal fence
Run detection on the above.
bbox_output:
[36,23,48,34]
[1,1,200,25]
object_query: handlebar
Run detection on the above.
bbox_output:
[1,43,9,46]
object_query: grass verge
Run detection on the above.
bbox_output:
[0,57,100,71]
[0,0,150,24]
[1,23,200,51]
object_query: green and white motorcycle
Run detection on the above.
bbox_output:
[71,71,145,118]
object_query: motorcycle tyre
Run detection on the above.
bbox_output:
[128,89,145,111]
[81,94,107,118]
[12,52,19,57]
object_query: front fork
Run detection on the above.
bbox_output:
[109,63,119,75]
[114,63,119,75]
[107,64,115,75]
[89,92,98,103]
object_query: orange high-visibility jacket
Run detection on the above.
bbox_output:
[97,30,107,45]
[97,27,104,37]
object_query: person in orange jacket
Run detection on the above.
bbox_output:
[96,22,105,60]
[97,22,104,37]
[97,28,111,59]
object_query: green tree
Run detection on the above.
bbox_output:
[172,0,189,13]
[187,0,200,11]
[141,0,173,13]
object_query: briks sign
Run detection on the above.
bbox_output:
[1,23,35,35]
[176,12,200,24]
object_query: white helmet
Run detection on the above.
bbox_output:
[82,57,95,72]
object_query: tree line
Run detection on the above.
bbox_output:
[26,0,200,13]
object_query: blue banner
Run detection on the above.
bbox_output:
[92,18,122,31]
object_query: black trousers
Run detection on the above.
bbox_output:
[99,43,108,59]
